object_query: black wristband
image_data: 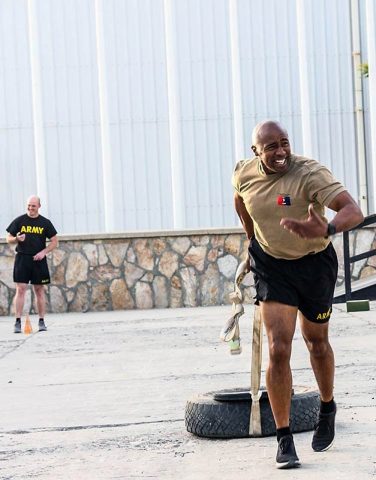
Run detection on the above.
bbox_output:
[325,222,336,238]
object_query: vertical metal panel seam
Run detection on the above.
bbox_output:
[350,0,368,213]
[86,0,102,229]
[365,0,376,211]
[112,0,125,227]
[189,1,200,225]
[193,0,204,225]
[1,6,11,208]
[27,0,48,212]
[163,0,186,228]
[123,2,138,228]
[229,0,245,162]
[271,0,281,119]
[296,0,314,156]
[75,0,90,231]
[62,1,77,231]
[286,1,297,128]
[94,0,116,231]
[203,0,215,224]
[11,1,27,198]
[260,2,269,118]
[214,0,227,224]
[310,1,319,158]
[49,1,64,219]
[135,1,152,228]
[333,0,347,179]
[247,2,256,141]
[322,1,334,172]
[149,0,164,228]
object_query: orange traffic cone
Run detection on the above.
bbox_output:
[24,315,33,334]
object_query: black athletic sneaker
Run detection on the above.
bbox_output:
[14,319,21,334]
[312,403,336,451]
[276,434,301,469]
[38,319,47,332]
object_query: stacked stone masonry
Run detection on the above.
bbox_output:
[0,228,375,315]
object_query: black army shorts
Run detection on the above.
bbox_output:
[249,238,338,323]
[13,253,51,285]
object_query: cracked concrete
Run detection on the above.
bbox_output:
[0,303,375,479]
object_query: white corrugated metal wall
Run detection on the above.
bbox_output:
[361,0,376,213]
[0,0,375,234]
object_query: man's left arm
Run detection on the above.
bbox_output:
[280,191,364,239]
[33,235,58,261]
[326,191,364,233]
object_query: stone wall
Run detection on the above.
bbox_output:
[0,227,375,315]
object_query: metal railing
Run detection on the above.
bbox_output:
[343,214,376,301]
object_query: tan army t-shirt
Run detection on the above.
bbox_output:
[232,154,346,259]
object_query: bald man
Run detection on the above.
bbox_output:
[6,196,58,333]
[232,121,363,468]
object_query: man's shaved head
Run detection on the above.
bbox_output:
[251,120,288,148]
[26,195,41,218]
[250,120,291,174]
[27,195,41,206]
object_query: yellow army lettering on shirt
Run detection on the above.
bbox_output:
[20,225,44,234]
[316,308,331,321]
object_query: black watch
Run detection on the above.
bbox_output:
[325,222,336,238]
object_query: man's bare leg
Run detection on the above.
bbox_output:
[299,314,334,401]
[15,283,28,318]
[33,284,46,319]
[261,301,298,427]
[33,285,47,331]
[261,301,300,468]
[299,313,336,451]
[13,283,28,333]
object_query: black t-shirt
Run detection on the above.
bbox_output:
[6,214,58,255]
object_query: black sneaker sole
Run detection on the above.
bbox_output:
[276,459,301,469]
[312,439,334,452]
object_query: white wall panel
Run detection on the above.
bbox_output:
[360,0,376,213]
[172,0,235,228]
[296,0,357,192]
[238,0,358,204]
[238,0,303,153]
[102,0,172,231]
[0,0,36,222]
[31,0,103,234]
[0,0,373,235]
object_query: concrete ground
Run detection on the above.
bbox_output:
[0,303,375,480]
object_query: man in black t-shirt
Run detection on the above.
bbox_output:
[6,195,58,333]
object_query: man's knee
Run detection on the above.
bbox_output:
[268,340,292,364]
[33,285,45,297]
[304,337,330,358]
[16,283,28,295]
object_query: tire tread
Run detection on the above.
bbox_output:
[185,387,320,438]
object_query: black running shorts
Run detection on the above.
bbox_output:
[13,253,51,285]
[249,238,338,323]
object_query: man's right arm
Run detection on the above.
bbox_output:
[6,232,25,244]
[7,233,17,244]
[234,191,254,240]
